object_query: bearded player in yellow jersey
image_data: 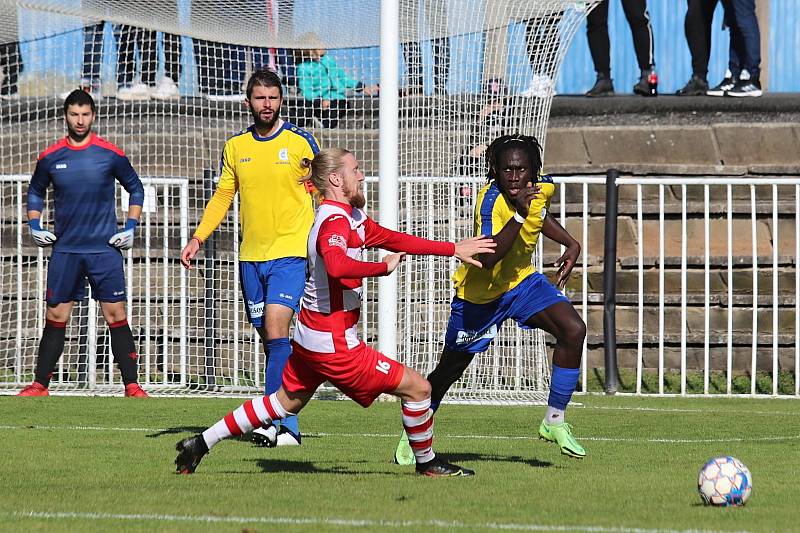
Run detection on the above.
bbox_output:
[180,69,319,446]
[396,134,587,464]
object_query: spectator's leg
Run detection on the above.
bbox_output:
[482,4,510,82]
[276,0,295,86]
[586,0,611,76]
[426,0,450,94]
[82,22,104,87]
[0,43,10,96]
[621,0,655,71]
[231,45,247,94]
[432,36,450,94]
[140,29,158,87]
[526,14,561,77]
[163,33,182,83]
[115,24,135,88]
[729,0,760,81]
[251,46,270,71]
[276,48,296,88]
[193,39,211,94]
[720,0,743,79]
[211,41,226,95]
[685,0,718,80]
[403,42,423,93]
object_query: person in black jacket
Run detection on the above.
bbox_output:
[584,0,656,97]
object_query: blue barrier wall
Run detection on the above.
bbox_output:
[15,1,800,96]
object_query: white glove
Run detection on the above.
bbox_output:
[109,218,138,250]
[108,227,135,250]
[29,220,57,247]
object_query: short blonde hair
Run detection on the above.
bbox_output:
[299,147,351,198]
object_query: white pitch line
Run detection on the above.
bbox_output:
[1,424,800,444]
[5,511,754,533]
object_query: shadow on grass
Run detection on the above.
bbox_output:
[438,451,553,468]
[254,458,400,476]
[146,426,211,438]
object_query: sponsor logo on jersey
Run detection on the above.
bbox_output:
[279,293,294,300]
[55,163,67,169]
[239,157,251,163]
[247,300,264,317]
[113,290,125,296]
[455,325,498,346]
[328,234,347,250]
[279,148,289,161]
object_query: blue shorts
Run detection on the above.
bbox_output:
[239,257,306,327]
[444,272,569,354]
[46,250,126,304]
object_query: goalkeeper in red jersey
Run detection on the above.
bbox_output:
[175,147,495,477]
[395,133,587,464]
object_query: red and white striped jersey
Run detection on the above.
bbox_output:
[293,199,455,354]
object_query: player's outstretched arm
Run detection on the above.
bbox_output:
[453,236,496,268]
[180,237,202,270]
[541,213,580,289]
[383,252,406,273]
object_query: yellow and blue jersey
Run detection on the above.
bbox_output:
[211,122,319,261]
[453,176,556,304]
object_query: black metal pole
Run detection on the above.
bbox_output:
[603,168,620,394]
[202,169,217,387]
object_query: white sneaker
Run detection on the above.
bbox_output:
[150,77,180,101]
[521,74,556,98]
[117,83,151,101]
[205,93,244,102]
[276,428,301,446]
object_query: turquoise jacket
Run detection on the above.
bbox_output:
[297,55,362,100]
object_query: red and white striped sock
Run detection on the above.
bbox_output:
[401,398,435,464]
[202,393,290,449]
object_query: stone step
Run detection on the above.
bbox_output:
[576,269,800,298]
[584,345,795,373]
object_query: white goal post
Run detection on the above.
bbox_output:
[0,0,599,401]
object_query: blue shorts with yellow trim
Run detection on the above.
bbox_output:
[444,272,568,354]
[239,257,306,326]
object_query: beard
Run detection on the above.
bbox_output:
[350,192,366,209]
[252,107,280,131]
[344,184,366,209]
[67,124,91,143]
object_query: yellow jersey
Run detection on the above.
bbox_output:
[453,176,555,304]
[195,122,319,261]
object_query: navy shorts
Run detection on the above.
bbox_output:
[444,272,569,354]
[46,250,126,304]
[239,257,306,327]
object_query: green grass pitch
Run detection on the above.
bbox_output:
[1,394,798,532]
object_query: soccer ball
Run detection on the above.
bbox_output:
[697,456,752,506]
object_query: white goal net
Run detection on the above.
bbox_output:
[0,0,597,401]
